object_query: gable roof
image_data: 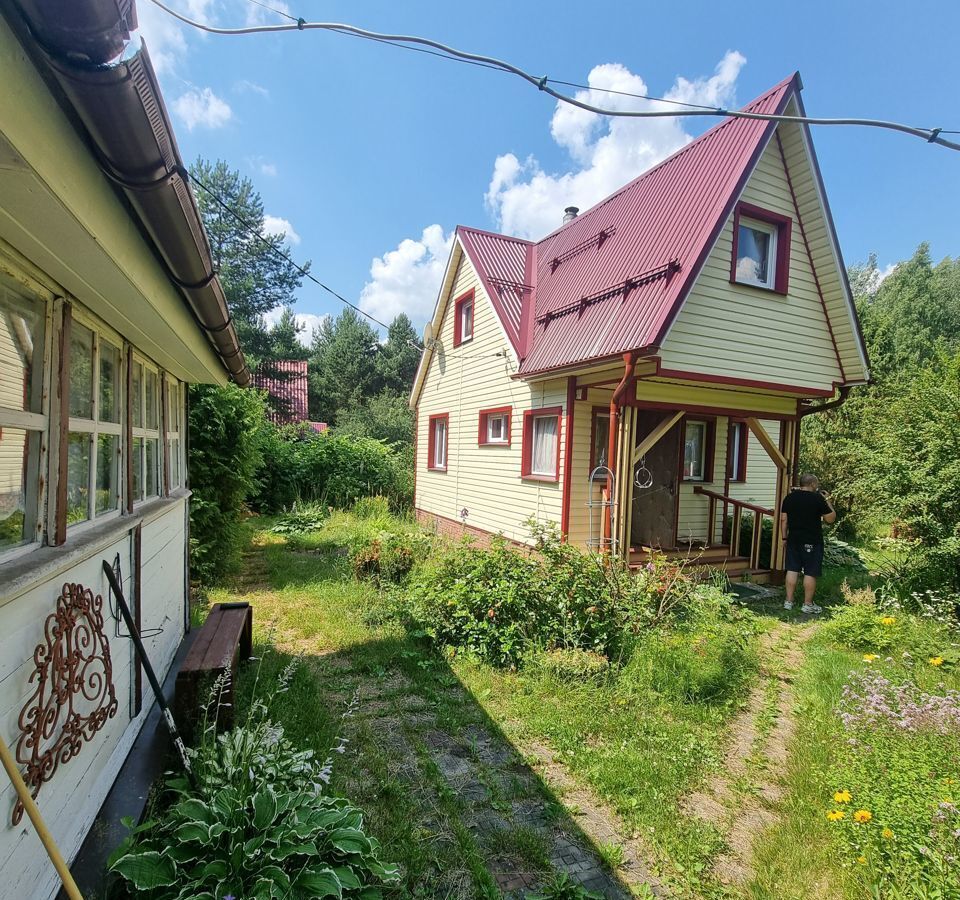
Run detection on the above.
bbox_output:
[451,73,869,383]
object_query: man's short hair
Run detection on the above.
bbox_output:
[799,473,820,488]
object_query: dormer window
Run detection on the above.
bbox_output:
[730,202,792,294]
[454,290,474,346]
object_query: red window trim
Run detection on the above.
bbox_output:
[453,289,475,347]
[680,415,716,483]
[730,201,792,295]
[478,406,512,446]
[427,413,449,472]
[521,406,562,482]
[727,420,749,483]
[589,406,611,472]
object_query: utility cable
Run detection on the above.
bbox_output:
[148,0,960,152]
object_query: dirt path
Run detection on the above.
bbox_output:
[682,619,817,888]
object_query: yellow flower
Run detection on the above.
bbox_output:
[863,654,878,662]
[880,616,896,626]
[853,809,873,823]
[857,855,867,865]
[929,656,944,667]
[826,810,846,821]
[834,790,852,804]
[882,828,894,840]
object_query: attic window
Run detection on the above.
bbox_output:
[730,202,792,294]
[454,291,474,347]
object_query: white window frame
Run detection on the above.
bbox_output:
[729,421,746,482]
[459,298,474,343]
[431,416,447,470]
[131,355,163,506]
[683,420,708,482]
[65,311,125,531]
[0,276,52,563]
[735,216,778,290]
[486,413,507,444]
[166,377,185,490]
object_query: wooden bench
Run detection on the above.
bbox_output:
[174,602,252,742]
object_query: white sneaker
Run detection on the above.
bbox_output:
[784,600,794,610]
[801,603,822,615]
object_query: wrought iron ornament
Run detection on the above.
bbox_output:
[12,582,118,825]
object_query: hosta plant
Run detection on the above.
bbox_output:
[109,664,398,899]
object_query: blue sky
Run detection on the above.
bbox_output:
[139,0,960,341]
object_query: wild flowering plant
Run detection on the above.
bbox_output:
[839,672,960,735]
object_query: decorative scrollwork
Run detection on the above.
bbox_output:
[12,582,118,825]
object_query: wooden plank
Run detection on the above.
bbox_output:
[631,410,684,466]
[745,417,788,470]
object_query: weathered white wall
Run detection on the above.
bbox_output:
[0,498,187,900]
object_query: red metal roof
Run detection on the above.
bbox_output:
[457,75,799,375]
[251,359,310,424]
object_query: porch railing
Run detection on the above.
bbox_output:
[693,486,776,572]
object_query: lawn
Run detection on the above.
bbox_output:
[175,507,959,900]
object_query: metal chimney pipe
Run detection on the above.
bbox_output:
[562,206,579,224]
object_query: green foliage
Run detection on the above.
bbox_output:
[351,530,433,585]
[109,665,399,899]
[188,383,267,584]
[190,158,306,364]
[253,427,412,513]
[399,522,743,668]
[528,647,610,681]
[336,391,414,447]
[528,872,602,899]
[269,503,328,535]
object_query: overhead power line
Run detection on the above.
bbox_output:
[148,0,960,152]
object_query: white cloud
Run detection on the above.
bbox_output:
[259,161,278,177]
[360,225,454,326]
[485,51,747,240]
[236,79,270,98]
[263,307,328,347]
[136,0,215,74]
[877,262,897,284]
[262,215,301,245]
[244,0,292,26]
[172,87,233,130]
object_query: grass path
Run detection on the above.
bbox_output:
[683,618,818,890]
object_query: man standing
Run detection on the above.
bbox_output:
[780,473,836,613]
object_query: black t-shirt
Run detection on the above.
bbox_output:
[781,489,831,545]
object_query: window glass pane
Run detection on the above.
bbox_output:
[730,424,742,480]
[169,438,180,488]
[462,302,473,339]
[132,436,143,501]
[532,415,558,475]
[67,432,91,523]
[99,340,121,424]
[736,225,772,285]
[0,428,40,549]
[146,438,159,497]
[433,420,446,467]
[0,286,46,414]
[145,370,158,430]
[487,414,505,442]
[684,423,705,479]
[95,433,119,514]
[69,322,94,419]
[593,415,610,469]
[132,363,143,429]
[169,381,180,432]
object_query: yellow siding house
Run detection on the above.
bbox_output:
[411,73,868,580]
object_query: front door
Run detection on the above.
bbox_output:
[630,410,680,549]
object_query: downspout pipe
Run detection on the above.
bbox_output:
[10,0,249,386]
[603,351,639,553]
[791,385,852,485]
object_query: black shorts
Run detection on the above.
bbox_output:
[785,541,824,577]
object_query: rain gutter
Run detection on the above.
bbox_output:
[9,0,249,385]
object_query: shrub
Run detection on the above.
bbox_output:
[188,383,268,585]
[109,664,398,899]
[351,530,433,585]
[252,427,412,513]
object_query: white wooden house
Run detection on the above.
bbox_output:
[0,2,247,896]
[411,73,869,579]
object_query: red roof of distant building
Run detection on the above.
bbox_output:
[251,359,309,424]
[455,74,799,376]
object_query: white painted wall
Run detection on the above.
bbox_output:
[0,498,187,900]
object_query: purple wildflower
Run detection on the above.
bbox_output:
[838,672,960,735]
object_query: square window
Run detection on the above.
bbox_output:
[522,408,561,480]
[735,218,777,288]
[479,407,511,446]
